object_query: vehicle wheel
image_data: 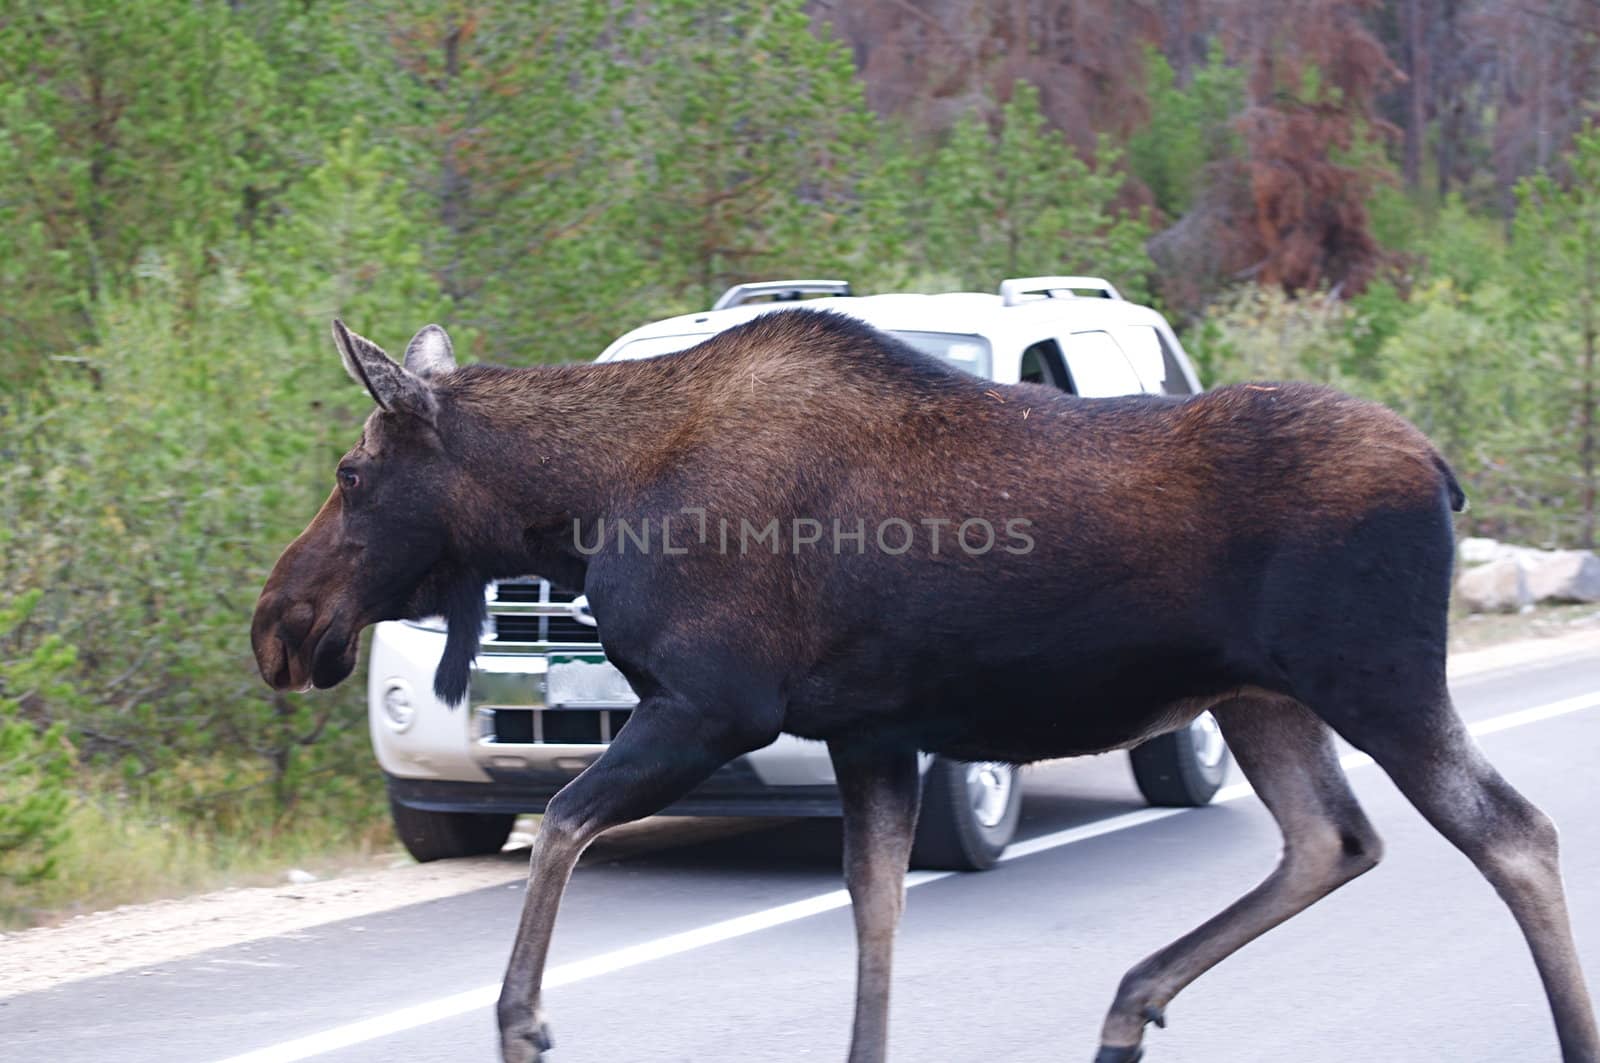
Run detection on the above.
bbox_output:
[388,798,516,862]
[1129,711,1231,807]
[909,758,1022,871]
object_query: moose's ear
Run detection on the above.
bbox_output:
[403,323,456,378]
[332,319,438,423]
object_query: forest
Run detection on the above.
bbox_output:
[3,0,1600,921]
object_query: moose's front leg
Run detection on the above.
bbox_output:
[498,690,777,1063]
[828,741,922,1063]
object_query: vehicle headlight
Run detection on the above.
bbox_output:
[380,679,416,733]
[401,615,448,633]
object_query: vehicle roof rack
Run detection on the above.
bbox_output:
[999,275,1123,306]
[712,279,852,311]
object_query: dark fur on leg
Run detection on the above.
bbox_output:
[1097,698,1381,1058]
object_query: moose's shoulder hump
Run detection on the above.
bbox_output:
[694,308,970,385]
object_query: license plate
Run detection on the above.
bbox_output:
[546,654,640,709]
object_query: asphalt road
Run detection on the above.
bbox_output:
[7,651,1600,1063]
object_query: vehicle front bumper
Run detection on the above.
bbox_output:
[384,772,844,817]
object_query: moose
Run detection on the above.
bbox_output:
[252,311,1598,1062]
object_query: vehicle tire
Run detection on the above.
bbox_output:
[1129,711,1231,807]
[388,798,516,862]
[909,758,1022,871]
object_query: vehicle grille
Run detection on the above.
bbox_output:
[485,707,632,745]
[483,577,601,648]
[545,615,597,643]
[492,615,543,642]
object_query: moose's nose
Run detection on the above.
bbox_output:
[280,601,316,649]
[251,593,317,691]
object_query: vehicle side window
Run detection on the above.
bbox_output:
[1019,339,1072,392]
[1061,331,1144,397]
[1112,325,1194,396]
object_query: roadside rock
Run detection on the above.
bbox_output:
[1456,558,1533,613]
[1455,538,1600,610]
[1523,550,1600,603]
[1459,537,1526,566]
[283,868,318,885]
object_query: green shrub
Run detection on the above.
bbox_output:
[1186,284,1358,387]
[0,590,77,891]
[0,124,441,841]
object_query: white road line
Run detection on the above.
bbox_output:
[211,687,1600,1063]
[999,807,1190,862]
[1468,688,1600,737]
[208,878,955,1063]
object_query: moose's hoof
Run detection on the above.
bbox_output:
[500,1019,554,1063]
[1092,1046,1144,1063]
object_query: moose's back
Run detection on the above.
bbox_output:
[594,326,1464,762]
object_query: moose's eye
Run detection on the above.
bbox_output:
[337,467,361,491]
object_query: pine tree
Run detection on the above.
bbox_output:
[921,83,1150,297]
[0,0,283,380]
[1126,41,1244,219]
[360,0,633,362]
[1516,128,1600,547]
[623,0,877,310]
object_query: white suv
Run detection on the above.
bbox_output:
[368,276,1230,870]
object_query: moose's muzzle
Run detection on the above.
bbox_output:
[251,494,362,693]
[251,588,361,693]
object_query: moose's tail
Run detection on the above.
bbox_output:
[1434,453,1468,513]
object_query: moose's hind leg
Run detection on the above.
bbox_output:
[1339,692,1600,1062]
[1096,696,1381,1062]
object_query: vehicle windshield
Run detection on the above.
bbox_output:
[890,331,992,378]
[609,327,993,378]
[607,333,715,361]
